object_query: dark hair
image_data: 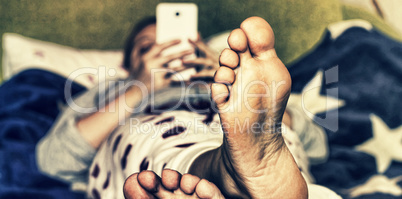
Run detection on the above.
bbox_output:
[122,16,156,71]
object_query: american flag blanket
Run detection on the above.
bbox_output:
[1,20,402,198]
[288,20,402,199]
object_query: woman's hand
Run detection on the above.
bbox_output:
[183,38,220,80]
[132,39,194,92]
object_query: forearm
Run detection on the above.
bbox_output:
[77,86,144,149]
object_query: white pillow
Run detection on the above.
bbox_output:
[1,31,231,88]
[2,33,128,88]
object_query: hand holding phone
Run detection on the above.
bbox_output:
[156,3,198,69]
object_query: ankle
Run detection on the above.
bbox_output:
[188,147,248,197]
[216,145,252,198]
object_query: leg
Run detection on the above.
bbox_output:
[123,169,224,199]
[209,16,307,198]
[123,16,308,198]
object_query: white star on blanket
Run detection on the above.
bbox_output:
[287,70,345,131]
[356,114,402,173]
[347,175,402,198]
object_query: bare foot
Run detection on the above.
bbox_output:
[123,169,224,199]
[211,16,307,198]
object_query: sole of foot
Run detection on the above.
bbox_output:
[211,16,307,199]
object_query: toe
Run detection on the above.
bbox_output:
[137,171,174,198]
[124,173,154,199]
[219,48,239,69]
[180,174,201,195]
[214,66,235,84]
[240,16,277,59]
[195,179,225,199]
[211,83,229,107]
[137,171,161,193]
[227,28,252,61]
[161,169,182,191]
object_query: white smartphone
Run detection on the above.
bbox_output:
[156,3,198,68]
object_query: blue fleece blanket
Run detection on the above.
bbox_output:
[0,69,86,199]
[288,22,402,198]
[1,22,402,198]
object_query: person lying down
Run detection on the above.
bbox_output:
[36,16,341,198]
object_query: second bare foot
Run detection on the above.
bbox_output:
[123,169,224,199]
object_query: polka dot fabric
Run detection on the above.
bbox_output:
[86,111,310,198]
[87,111,223,199]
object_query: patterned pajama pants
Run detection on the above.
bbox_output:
[86,110,311,199]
